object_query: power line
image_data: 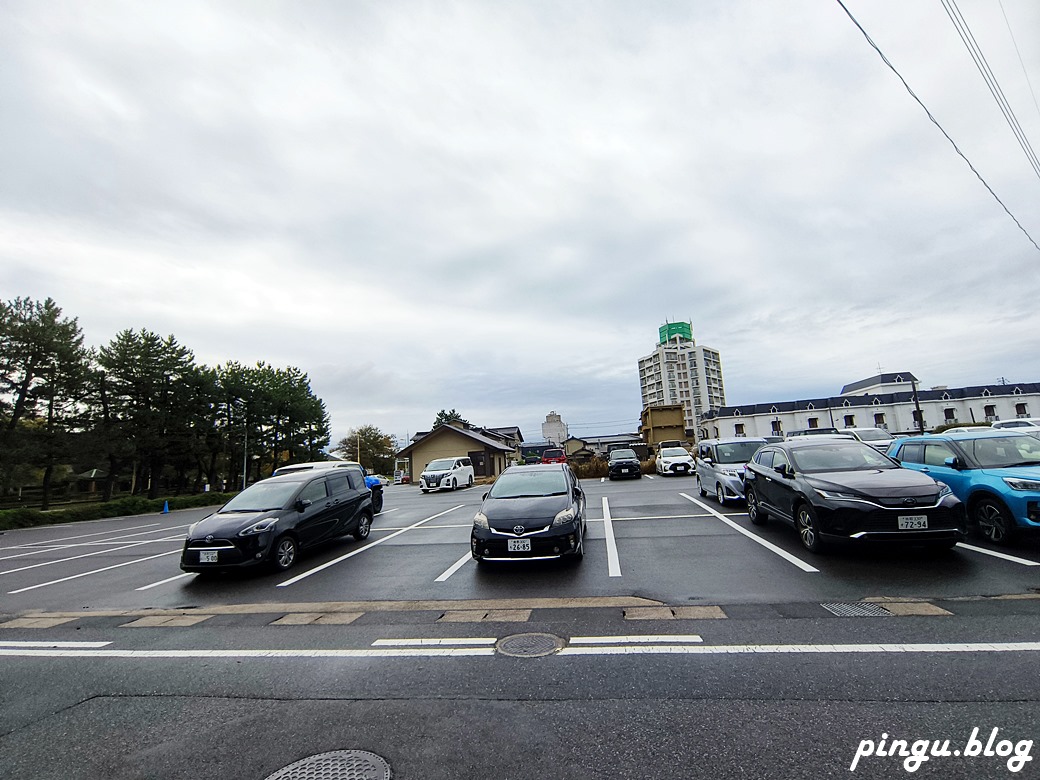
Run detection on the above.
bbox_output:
[834,0,1040,253]
[998,0,1040,126]
[941,0,1040,180]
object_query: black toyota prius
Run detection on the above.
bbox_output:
[471,463,587,563]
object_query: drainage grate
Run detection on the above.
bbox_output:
[495,632,564,657]
[821,602,893,617]
[263,750,391,780]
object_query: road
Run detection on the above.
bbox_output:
[2,476,1039,779]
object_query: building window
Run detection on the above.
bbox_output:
[874,413,886,427]
[771,420,783,435]
[944,408,956,422]
[734,423,745,436]
[984,404,996,421]
[1016,402,1028,417]
[844,414,855,427]
[807,417,819,429]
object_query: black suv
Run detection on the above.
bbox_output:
[607,448,642,480]
[743,438,965,552]
[181,467,374,574]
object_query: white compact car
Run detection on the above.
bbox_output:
[419,456,475,492]
[655,447,695,476]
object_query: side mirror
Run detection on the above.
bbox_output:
[295,498,312,512]
[775,463,793,478]
[944,456,964,470]
[702,456,713,464]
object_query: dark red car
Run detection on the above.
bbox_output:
[541,448,567,464]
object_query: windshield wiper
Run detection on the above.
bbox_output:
[998,461,1040,468]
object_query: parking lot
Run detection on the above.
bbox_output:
[3,474,1039,617]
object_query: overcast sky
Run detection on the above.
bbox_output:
[2,1,1039,448]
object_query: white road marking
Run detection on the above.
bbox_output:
[955,543,1040,566]
[372,638,497,646]
[136,572,194,591]
[0,641,112,648]
[1,537,185,576]
[570,635,703,644]
[7,549,183,594]
[435,551,473,582]
[3,640,1040,660]
[601,497,622,577]
[680,493,819,573]
[0,523,162,550]
[277,505,466,587]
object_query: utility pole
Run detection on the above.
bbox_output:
[910,378,925,434]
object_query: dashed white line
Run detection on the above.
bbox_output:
[679,494,819,573]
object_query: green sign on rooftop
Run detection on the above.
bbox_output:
[659,321,692,344]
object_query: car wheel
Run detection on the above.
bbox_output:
[371,491,383,514]
[467,475,474,488]
[571,529,585,562]
[975,498,1015,545]
[450,478,457,491]
[746,486,767,525]
[353,512,372,542]
[270,535,298,572]
[698,476,708,498]
[420,488,429,494]
[796,503,826,553]
[715,483,726,506]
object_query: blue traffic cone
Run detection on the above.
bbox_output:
[162,500,169,514]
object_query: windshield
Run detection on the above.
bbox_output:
[854,429,895,442]
[221,480,300,512]
[609,449,638,461]
[715,441,765,464]
[488,470,568,498]
[788,442,897,473]
[543,449,564,458]
[660,448,689,457]
[964,436,1040,468]
[425,459,456,471]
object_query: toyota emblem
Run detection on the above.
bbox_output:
[903,498,918,507]
[513,525,525,535]
[205,535,214,542]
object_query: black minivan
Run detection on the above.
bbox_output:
[180,467,374,574]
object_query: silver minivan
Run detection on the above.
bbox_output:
[696,437,767,505]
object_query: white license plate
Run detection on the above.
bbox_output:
[199,550,219,563]
[621,468,631,473]
[898,515,928,530]
[507,539,531,552]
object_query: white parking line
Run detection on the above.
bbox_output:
[1,537,185,576]
[0,641,113,648]
[0,523,162,549]
[436,552,473,582]
[601,497,622,577]
[277,505,466,587]
[136,572,194,591]
[679,494,819,573]
[8,549,183,594]
[956,543,1040,566]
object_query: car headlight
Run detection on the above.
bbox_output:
[473,512,489,529]
[1003,477,1040,491]
[935,481,953,498]
[815,489,862,501]
[552,508,576,526]
[239,519,277,536]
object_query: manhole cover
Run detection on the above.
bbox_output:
[496,632,564,657]
[821,602,893,617]
[263,750,391,780]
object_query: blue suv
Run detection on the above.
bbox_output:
[887,430,1040,544]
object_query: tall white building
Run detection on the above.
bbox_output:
[541,410,568,445]
[637,322,726,435]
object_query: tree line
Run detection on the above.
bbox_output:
[0,296,331,509]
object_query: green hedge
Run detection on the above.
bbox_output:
[0,493,236,532]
